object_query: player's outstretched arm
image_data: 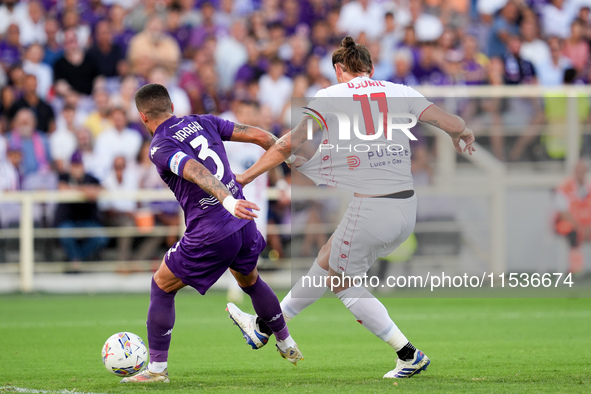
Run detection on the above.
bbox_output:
[419,104,476,155]
[230,123,278,150]
[237,133,292,187]
[182,158,259,220]
[236,116,317,186]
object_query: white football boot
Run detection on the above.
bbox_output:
[226,302,270,349]
[383,350,430,378]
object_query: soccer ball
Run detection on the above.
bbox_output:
[101,332,148,377]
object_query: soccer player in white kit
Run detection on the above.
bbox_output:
[227,36,475,379]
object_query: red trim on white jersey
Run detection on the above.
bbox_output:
[418,103,435,121]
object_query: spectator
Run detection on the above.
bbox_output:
[0,140,23,229]
[368,40,393,81]
[282,0,304,36]
[284,35,311,78]
[178,0,201,28]
[397,0,444,42]
[0,0,30,39]
[83,88,112,138]
[86,19,125,78]
[0,24,22,70]
[519,16,552,72]
[53,29,99,96]
[50,105,79,173]
[187,1,224,51]
[109,4,135,52]
[234,37,268,91]
[99,155,140,263]
[185,62,228,115]
[126,0,167,33]
[22,44,53,100]
[109,75,141,124]
[55,150,107,270]
[20,0,47,46]
[8,74,55,133]
[258,57,293,120]
[79,0,109,28]
[6,108,51,176]
[93,106,142,181]
[215,20,249,91]
[503,35,537,85]
[380,11,400,65]
[127,15,181,78]
[165,3,192,56]
[541,0,576,39]
[537,37,573,86]
[554,159,591,273]
[0,67,24,121]
[487,1,520,58]
[75,127,101,179]
[461,35,489,85]
[390,48,419,86]
[310,20,332,58]
[562,19,590,73]
[337,0,385,41]
[413,41,449,85]
[0,138,21,193]
[42,18,64,67]
[61,9,91,49]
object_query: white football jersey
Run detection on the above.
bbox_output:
[296,76,432,195]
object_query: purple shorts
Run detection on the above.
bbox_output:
[164,220,266,295]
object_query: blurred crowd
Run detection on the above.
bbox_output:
[1,0,591,263]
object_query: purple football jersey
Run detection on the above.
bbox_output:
[149,114,247,247]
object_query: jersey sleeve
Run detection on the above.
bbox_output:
[400,85,434,119]
[150,138,191,177]
[305,88,330,115]
[201,114,235,141]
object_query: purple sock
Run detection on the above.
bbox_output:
[241,276,289,341]
[147,277,176,362]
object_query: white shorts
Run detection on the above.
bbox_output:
[329,195,417,277]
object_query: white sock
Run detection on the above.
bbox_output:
[276,334,296,352]
[335,286,406,348]
[280,259,328,320]
[387,332,411,352]
[148,361,167,373]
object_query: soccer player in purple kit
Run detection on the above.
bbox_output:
[120,84,303,384]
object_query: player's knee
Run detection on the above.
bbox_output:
[232,268,258,288]
[153,262,184,293]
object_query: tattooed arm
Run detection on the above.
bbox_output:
[182,158,259,219]
[230,123,278,150]
[419,104,475,155]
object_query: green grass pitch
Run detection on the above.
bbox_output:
[1,291,590,393]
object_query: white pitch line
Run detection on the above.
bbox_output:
[0,386,106,394]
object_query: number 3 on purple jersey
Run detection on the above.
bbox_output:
[190,135,224,180]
